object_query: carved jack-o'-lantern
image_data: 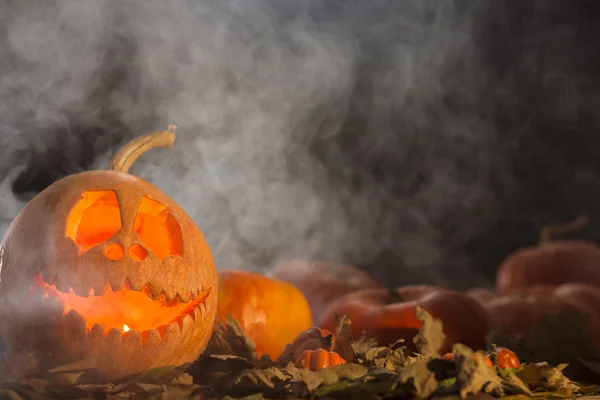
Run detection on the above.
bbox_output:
[0,128,217,381]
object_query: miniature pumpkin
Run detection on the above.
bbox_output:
[495,347,520,369]
[496,240,600,294]
[0,128,218,381]
[290,327,336,362]
[217,270,312,359]
[318,285,489,354]
[269,259,383,322]
[483,283,600,349]
[294,348,346,371]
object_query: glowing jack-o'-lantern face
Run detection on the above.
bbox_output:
[0,130,218,381]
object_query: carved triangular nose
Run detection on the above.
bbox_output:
[110,230,141,249]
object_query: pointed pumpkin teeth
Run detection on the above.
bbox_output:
[140,330,150,347]
[156,325,167,340]
[89,324,105,338]
[192,306,201,322]
[88,287,95,297]
[143,285,154,299]
[122,279,132,291]
[176,318,184,332]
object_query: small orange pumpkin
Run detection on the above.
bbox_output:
[217,270,312,359]
[294,348,346,371]
[495,347,520,369]
[0,128,218,381]
[290,327,336,362]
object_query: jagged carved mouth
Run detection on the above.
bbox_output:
[32,275,211,338]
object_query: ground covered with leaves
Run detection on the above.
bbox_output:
[1,308,600,399]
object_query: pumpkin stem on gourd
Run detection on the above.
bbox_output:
[109,124,177,173]
[538,215,588,245]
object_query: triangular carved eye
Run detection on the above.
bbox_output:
[66,191,122,253]
[133,197,183,261]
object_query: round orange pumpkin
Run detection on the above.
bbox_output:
[0,128,218,381]
[318,285,489,354]
[496,240,600,294]
[294,348,346,371]
[217,270,312,359]
[269,259,383,322]
[483,283,600,349]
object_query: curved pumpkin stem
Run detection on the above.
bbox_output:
[538,215,588,245]
[109,124,177,173]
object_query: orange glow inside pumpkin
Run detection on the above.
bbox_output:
[133,197,183,261]
[34,275,210,333]
[66,190,122,253]
[65,191,184,261]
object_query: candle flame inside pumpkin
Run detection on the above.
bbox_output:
[34,275,210,333]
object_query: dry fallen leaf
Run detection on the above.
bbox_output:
[453,344,503,399]
[413,306,445,358]
[397,357,440,398]
[333,314,356,363]
[286,362,367,393]
[220,366,288,398]
[502,372,533,396]
[205,316,259,365]
[516,362,579,395]
[350,337,378,363]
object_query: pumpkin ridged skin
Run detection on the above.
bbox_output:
[269,260,383,322]
[496,240,600,294]
[290,327,335,362]
[0,130,218,381]
[294,349,346,371]
[217,270,313,360]
[318,285,490,354]
[483,283,600,349]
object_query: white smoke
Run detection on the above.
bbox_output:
[1,0,598,289]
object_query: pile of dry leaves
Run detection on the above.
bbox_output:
[1,308,600,399]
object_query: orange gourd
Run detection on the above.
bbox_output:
[496,240,600,294]
[495,347,520,369]
[318,285,489,354]
[294,348,346,371]
[483,283,600,349]
[217,270,312,359]
[0,128,218,381]
[290,327,336,362]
